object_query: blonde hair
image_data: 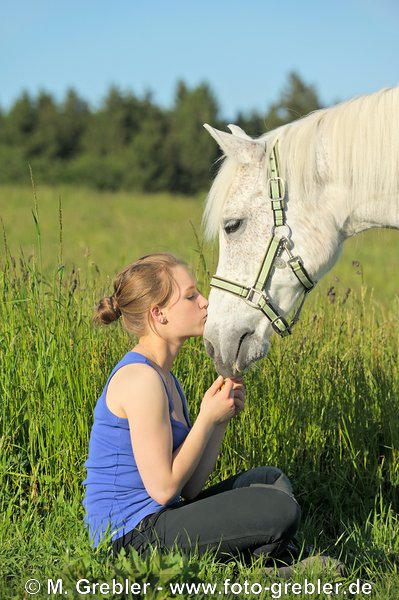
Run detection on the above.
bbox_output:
[94,253,187,335]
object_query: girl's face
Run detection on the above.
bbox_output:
[161,265,208,340]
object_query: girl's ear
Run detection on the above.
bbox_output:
[149,305,167,324]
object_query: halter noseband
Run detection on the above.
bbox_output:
[210,140,316,337]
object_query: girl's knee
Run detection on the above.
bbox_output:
[250,487,301,545]
[284,494,301,537]
[269,469,294,496]
[268,490,301,541]
[235,466,293,496]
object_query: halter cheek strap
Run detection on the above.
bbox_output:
[210,140,316,337]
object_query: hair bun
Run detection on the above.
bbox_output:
[93,295,121,325]
[110,296,122,319]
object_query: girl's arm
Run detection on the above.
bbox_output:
[109,363,236,505]
[180,378,245,499]
[180,422,228,499]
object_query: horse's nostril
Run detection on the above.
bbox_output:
[204,339,215,358]
[236,330,254,361]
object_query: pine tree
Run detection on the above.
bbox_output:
[265,72,321,130]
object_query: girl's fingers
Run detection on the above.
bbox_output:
[220,378,234,395]
[209,376,224,394]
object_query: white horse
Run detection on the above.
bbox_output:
[203,87,399,377]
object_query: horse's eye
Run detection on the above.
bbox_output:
[224,219,242,234]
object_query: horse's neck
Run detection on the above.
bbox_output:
[339,190,399,238]
[277,88,399,238]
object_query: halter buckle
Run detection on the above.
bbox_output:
[245,287,266,309]
[267,176,285,200]
[271,315,292,337]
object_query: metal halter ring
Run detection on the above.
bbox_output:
[271,224,291,240]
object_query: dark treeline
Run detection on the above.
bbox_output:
[0,72,321,194]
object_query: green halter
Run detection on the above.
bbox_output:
[210,140,316,337]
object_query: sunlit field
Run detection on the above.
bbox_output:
[1,184,398,599]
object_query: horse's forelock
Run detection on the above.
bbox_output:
[203,156,240,240]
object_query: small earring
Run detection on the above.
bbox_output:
[160,317,168,324]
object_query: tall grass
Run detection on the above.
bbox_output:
[0,185,398,598]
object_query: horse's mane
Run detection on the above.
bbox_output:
[204,87,399,239]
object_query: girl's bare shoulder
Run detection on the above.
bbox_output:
[106,362,166,418]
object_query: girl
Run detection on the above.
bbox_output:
[83,253,300,560]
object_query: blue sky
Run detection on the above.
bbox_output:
[1,0,398,119]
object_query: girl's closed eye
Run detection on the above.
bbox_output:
[187,289,201,300]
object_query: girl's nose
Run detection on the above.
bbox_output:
[199,294,209,308]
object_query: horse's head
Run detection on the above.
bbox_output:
[202,123,342,377]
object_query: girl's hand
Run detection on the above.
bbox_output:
[199,376,236,426]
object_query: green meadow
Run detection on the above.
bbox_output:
[1,184,398,599]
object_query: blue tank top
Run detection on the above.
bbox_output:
[82,351,191,547]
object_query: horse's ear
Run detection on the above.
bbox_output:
[227,124,252,140]
[204,124,265,163]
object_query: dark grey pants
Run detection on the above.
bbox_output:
[113,466,301,560]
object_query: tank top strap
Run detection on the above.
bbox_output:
[110,351,175,413]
